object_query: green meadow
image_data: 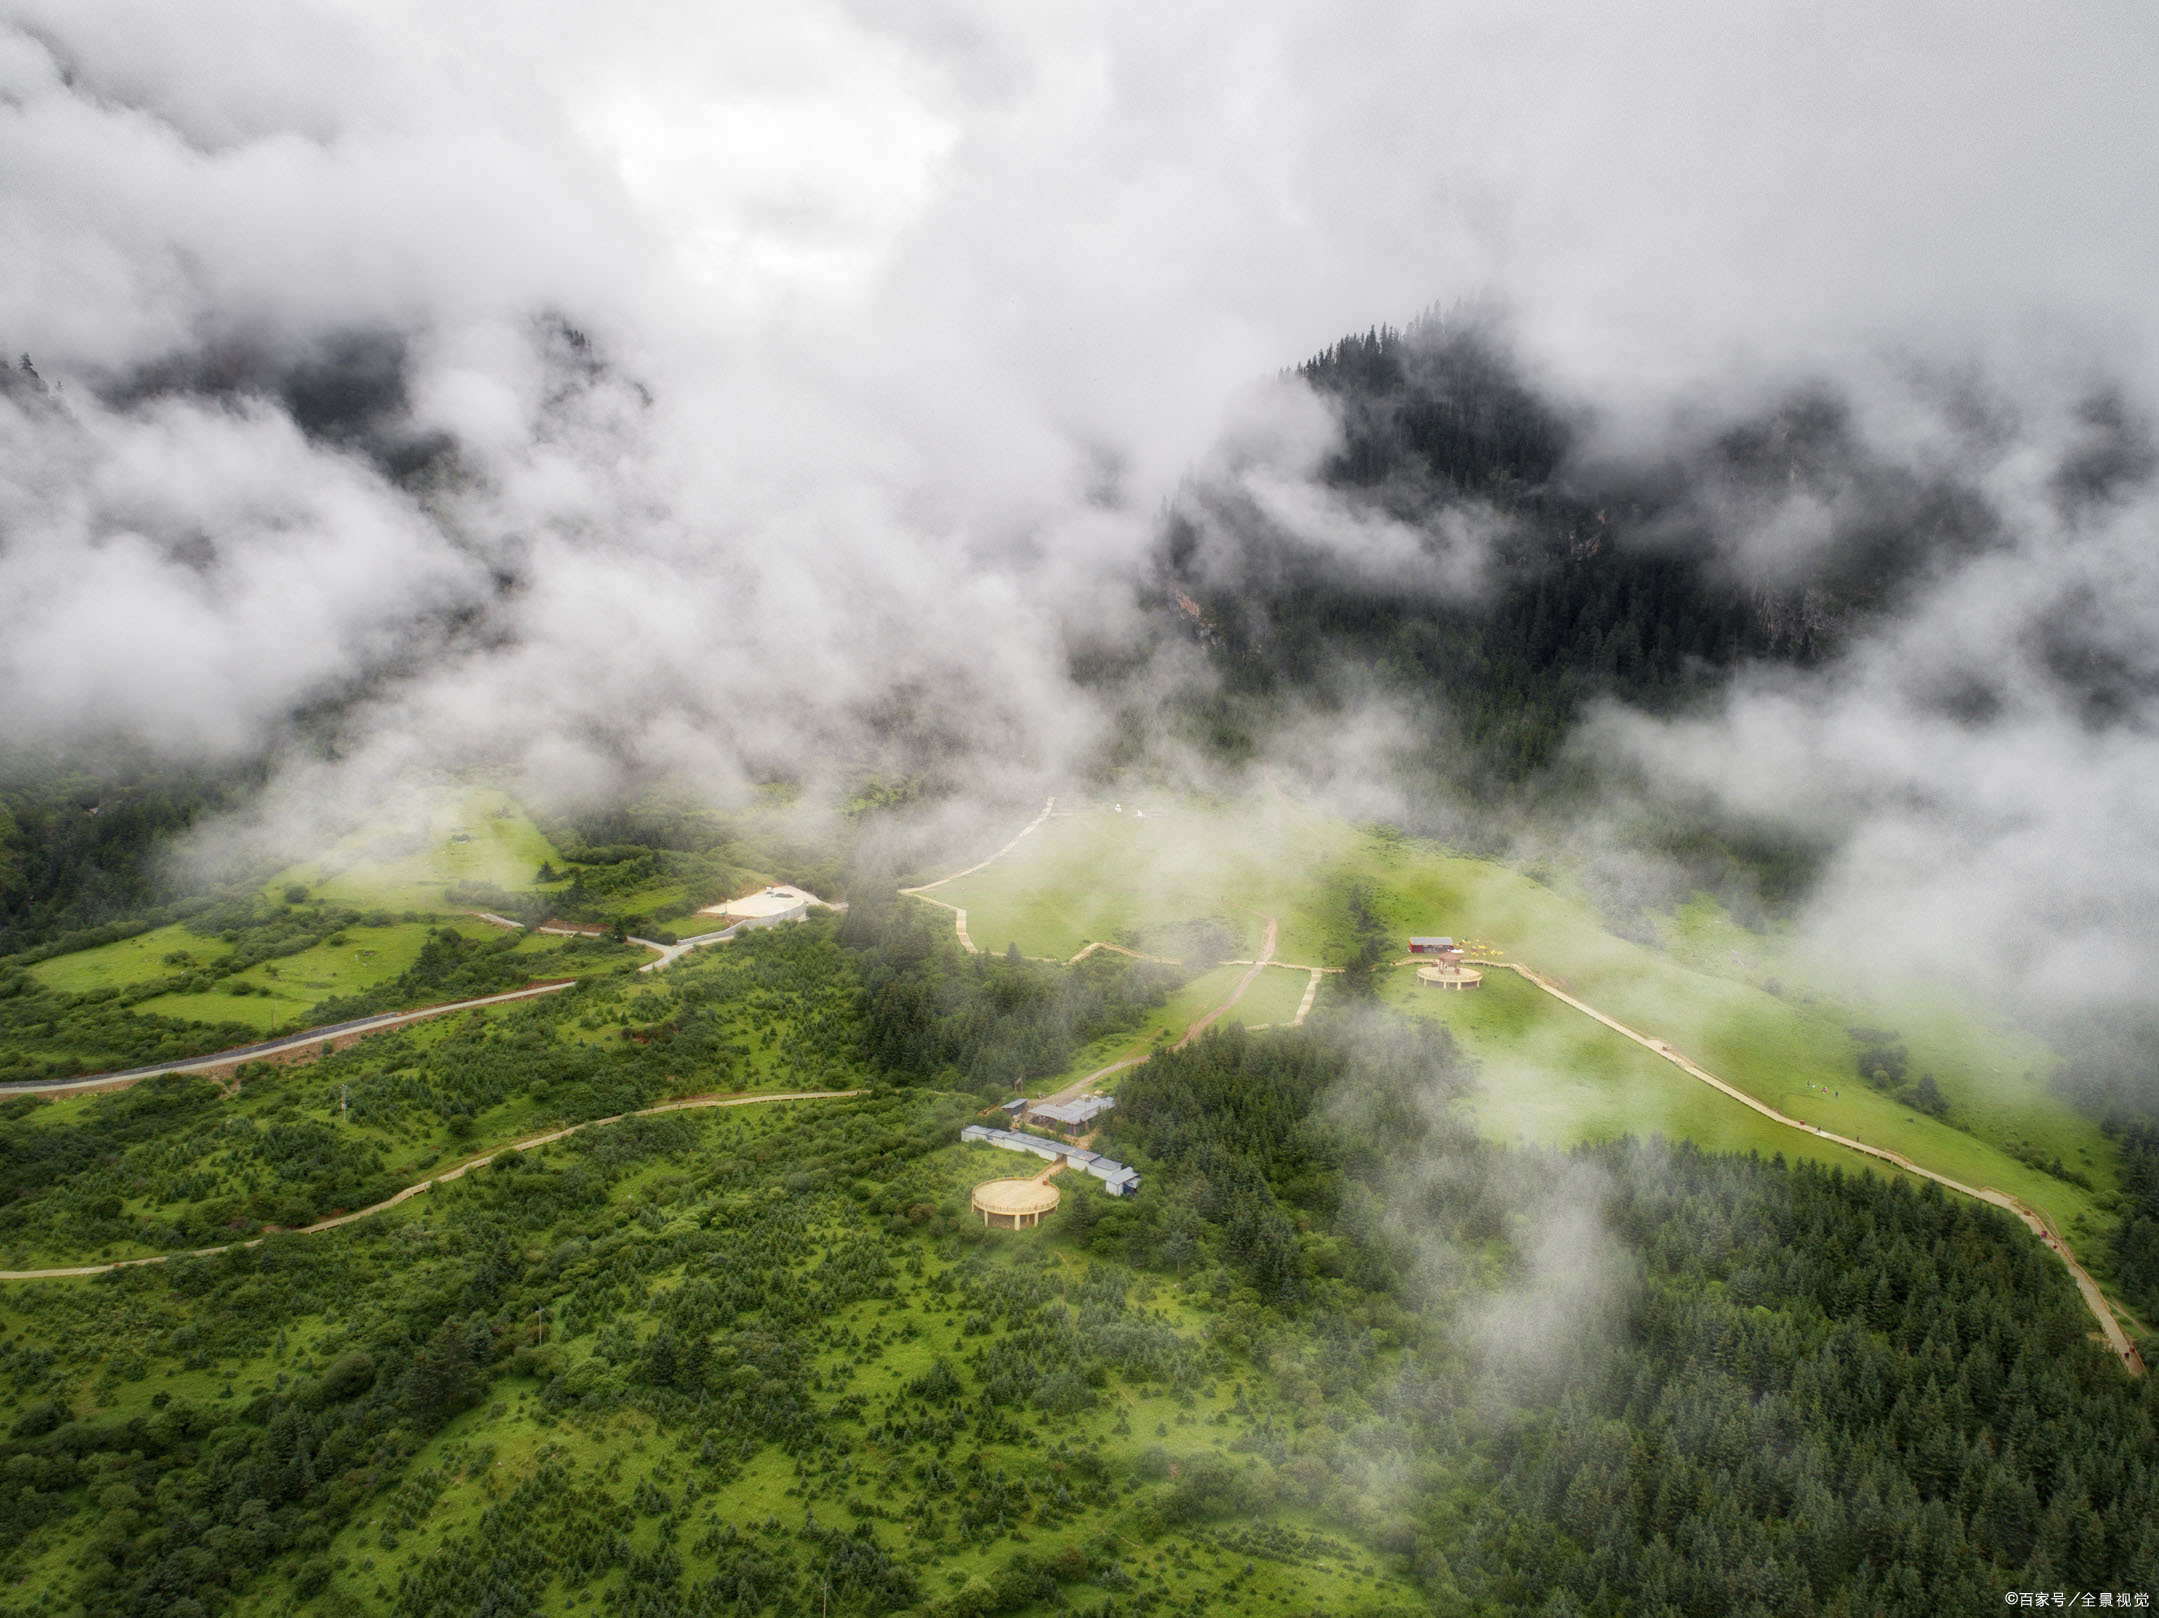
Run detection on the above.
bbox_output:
[273,788,565,914]
[919,796,2116,1257]
[1220,965,1317,1030]
[131,922,439,1031]
[933,802,1333,966]
[28,922,232,995]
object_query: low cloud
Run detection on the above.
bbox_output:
[1583,374,2159,1004]
[0,0,2154,980]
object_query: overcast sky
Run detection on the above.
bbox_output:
[3,0,2157,994]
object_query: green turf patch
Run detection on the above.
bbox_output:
[272,787,567,914]
[128,922,438,1029]
[919,797,2112,1249]
[1219,963,1317,1029]
[26,922,232,995]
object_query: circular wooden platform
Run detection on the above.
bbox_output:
[1416,964,1483,990]
[972,1177,1061,1228]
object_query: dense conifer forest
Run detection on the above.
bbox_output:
[1149,316,1986,798]
[0,757,264,956]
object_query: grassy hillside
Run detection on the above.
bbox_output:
[0,783,810,1078]
[918,796,2119,1268]
[27,922,234,995]
[0,931,2149,1618]
[275,789,567,915]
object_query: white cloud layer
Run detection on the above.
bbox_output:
[1,0,2156,994]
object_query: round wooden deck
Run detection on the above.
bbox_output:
[971,1178,1060,1229]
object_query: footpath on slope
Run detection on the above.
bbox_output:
[1479,959,2146,1376]
[0,980,582,1099]
[1044,911,1285,1104]
[0,1088,865,1282]
[1174,910,1277,1050]
[899,802,1307,1101]
[470,910,750,973]
[898,797,1058,954]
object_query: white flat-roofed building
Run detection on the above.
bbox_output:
[695,884,829,926]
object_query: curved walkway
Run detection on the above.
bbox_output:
[1046,912,1285,1103]
[0,1088,864,1281]
[1063,941,1182,967]
[470,911,741,974]
[1175,910,1277,1051]
[1479,960,2145,1375]
[899,798,1057,954]
[0,980,581,1099]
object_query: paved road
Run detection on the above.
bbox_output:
[1484,959,2146,1376]
[0,980,581,1099]
[0,1088,865,1281]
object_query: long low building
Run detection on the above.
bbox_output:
[960,1124,1140,1195]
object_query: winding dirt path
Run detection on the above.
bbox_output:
[899,798,1057,953]
[1064,941,1182,967]
[1044,912,1286,1103]
[471,910,741,974]
[1290,968,1323,1027]
[1479,960,2145,1375]
[0,1088,864,1282]
[1175,910,1277,1050]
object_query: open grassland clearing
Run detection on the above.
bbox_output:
[922,797,2113,1256]
[1328,832,2116,1241]
[928,800,1342,966]
[26,922,233,995]
[1659,891,2090,1172]
[274,787,565,914]
[131,921,439,1030]
[1390,966,1890,1178]
[1218,963,1317,1029]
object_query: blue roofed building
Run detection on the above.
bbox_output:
[959,1122,1139,1195]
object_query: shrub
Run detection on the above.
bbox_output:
[322,1351,376,1401]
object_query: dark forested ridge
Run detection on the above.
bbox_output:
[0,754,263,956]
[1147,315,1995,792]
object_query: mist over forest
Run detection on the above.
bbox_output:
[4,3,2156,1023]
[2,5,2158,1615]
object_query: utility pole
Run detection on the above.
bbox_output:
[340,1084,348,1119]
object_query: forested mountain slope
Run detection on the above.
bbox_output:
[0,931,2150,1618]
[1149,315,1993,795]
